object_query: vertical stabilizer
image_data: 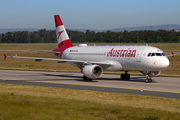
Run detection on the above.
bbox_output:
[54,15,74,48]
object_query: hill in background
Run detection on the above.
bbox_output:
[110,24,180,32]
[0,24,180,34]
[0,28,38,34]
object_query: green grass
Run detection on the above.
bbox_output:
[152,44,180,52]
[0,83,180,120]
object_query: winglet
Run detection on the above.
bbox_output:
[3,54,7,60]
[171,52,175,57]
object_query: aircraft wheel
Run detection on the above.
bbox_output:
[83,75,92,81]
[121,74,130,80]
[87,77,92,81]
[121,74,125,80]
[83,75,87,81]
[149,78,152,83]
[146,78,152,83]
[126,74,130,80]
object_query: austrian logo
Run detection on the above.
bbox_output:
[107,48,136,57]
[58,30,64,39]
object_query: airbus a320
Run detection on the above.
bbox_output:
[4,15,174,83]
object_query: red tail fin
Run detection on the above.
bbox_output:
[54,15,74,48]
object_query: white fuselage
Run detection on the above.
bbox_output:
[61,45,170,71]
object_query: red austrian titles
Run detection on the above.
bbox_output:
[107,48,136,57]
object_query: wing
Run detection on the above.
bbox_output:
[2,49,110,68]
[0,49,60,53]
[164,52,176,57]
[4,54,111,68]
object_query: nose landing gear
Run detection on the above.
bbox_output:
[145,74,152,83]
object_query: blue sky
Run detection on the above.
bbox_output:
[0,0,180,30]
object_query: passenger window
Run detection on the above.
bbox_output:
[156,53,161,56]
[147,53,151,57]
[151,53,155,56]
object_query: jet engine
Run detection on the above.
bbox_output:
[141,71,161,77]
[82,64,103,79]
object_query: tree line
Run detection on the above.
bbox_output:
[0,29,180,43]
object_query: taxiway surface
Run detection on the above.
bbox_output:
[0,70,180,99]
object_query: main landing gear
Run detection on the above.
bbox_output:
[83,75,92,81]
[121,71,130,80]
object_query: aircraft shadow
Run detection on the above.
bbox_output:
[42,73,82,79]
[41,73,156,83]
[98,76,154,83]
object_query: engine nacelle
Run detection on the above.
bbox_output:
[82,65,103,79]
[148,71,161,77]
[141,71,161,77]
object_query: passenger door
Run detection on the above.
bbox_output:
[136,48,144,62]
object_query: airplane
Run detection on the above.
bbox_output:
[4,15,175,83]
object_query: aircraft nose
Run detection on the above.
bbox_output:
[160,57,170,69]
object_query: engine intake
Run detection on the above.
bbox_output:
[82,65,103,79]
[141,71,161,77]
[148,71,161,77]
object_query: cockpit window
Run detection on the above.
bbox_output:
[147,53,151,56]
[147,52,165,57]
[151,53,155,56]
[156,53,162,56]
